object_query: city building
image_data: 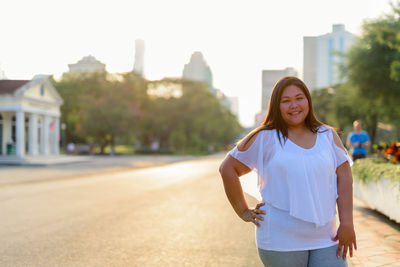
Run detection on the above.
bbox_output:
[183,51,213,91]
[303,24,356,90]
[0,75,63,158]
[261,67,298,111]
[68,55,106,74]
[133,39,145,76]
[183,51,239,117]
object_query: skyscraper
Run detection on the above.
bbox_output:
[182,52,238,116]
[133,39,145,76]
[182,51,213,91]
[303,24,355,90]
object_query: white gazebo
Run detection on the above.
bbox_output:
[0,75,63,159]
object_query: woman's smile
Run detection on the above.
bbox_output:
[288,110,302,116]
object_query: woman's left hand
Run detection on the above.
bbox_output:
[332,223,357,260]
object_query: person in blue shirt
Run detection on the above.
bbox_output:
[346,120,370,161]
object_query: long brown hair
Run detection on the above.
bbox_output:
[242,76,325,147]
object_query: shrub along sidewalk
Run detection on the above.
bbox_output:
[352,158,400,223]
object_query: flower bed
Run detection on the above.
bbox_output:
[383,142,400,163]
[352,158,400,223]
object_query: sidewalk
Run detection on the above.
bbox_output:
[0,155,90,166]
[349,198,400,266]
[240,172,400,266]
[0,154,202,187]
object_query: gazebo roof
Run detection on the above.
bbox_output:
[0,80,30,95]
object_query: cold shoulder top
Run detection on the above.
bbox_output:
[229,125,353,251]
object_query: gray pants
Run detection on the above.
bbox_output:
[258,245,348,267]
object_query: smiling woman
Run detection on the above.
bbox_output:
[219,76,356,267]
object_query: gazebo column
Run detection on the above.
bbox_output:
[1,113,6,155]
[28,113,39,155]
[2,113,12,155]
[15,110,25,158]
[41,115,50,155]
[52,117,60,154]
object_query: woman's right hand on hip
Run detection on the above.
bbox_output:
[241,202,266,227]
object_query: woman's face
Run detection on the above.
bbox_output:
[279,85,309,128]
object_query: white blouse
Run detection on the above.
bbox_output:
[229,125,353,251]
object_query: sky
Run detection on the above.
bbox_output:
[0,0,394,127]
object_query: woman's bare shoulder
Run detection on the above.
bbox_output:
[330,127,346,150]
[237,128,276,152]
[236,131,260,152]
[237,132,260,152]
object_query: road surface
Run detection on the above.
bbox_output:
[0,156,262,266]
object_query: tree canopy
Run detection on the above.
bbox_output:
[54,72,242,154]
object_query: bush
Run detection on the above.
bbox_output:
[352,158,400,185]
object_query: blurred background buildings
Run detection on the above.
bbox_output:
[303,24,355,90]
[0,23,358,144]
[254,24,355,126]
[68,55,106,74]
[182,51,238,116]
[133,39,145,76]
[183,51,214,93]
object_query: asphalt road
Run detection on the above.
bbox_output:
[0,156,263,267]
[0,155,200,186]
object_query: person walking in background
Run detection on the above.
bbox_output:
[67,142,75,155]
[219,76,356,267]
[346,120,370,161]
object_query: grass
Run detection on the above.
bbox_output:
[93,145,135,155]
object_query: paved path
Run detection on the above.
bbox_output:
[348,198,400,266]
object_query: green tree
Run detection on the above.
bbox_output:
[141,78,243,154]
[55,71,242,155]
[310,88,335,125]
[55,71,143,153]
[343,2,400,141]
